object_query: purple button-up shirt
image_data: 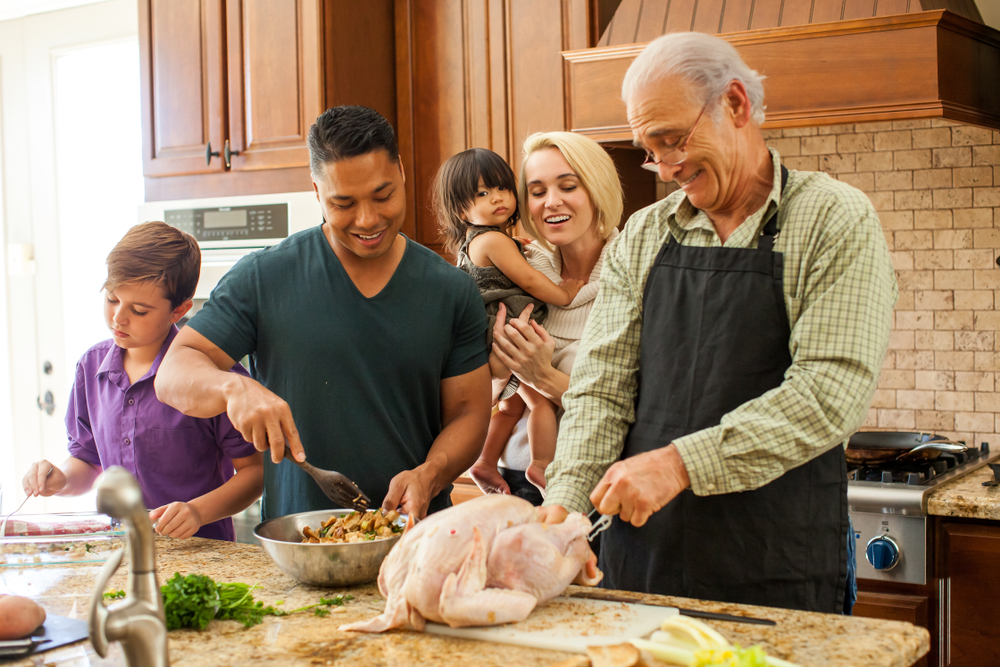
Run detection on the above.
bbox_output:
[67,325,256,541]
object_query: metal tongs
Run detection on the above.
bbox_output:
[283,445,371,511]
[587,508,612,542]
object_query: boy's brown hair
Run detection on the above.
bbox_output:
[103,221,201,308]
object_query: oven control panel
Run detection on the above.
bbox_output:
[850,511,927,585]
[165,203,289,243]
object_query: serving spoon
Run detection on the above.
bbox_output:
[282,446,371,511]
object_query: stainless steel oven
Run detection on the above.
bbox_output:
[137,191,320,309]
[847,432,1000,667]
[848,437,996,586]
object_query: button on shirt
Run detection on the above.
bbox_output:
[545,149,898,514]
[67,325,256,541]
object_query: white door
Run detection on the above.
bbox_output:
[0,0,141,515]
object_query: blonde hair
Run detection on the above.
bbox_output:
[518,132,623,252]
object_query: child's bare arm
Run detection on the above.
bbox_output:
[149,451,263,539]
[470,233,578,306]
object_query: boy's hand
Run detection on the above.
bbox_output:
[149,502,202,539]
[22,460,66,497]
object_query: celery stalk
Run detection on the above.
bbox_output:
[629,637,695,665]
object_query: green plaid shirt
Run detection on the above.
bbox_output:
[545,149,898,514]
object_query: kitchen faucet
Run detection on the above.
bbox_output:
[88,466,169,666]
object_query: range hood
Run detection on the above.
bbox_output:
[563,4,1000,141]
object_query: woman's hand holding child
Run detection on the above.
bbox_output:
[492,303,558,391]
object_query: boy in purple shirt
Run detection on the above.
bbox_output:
[21,222,263,541]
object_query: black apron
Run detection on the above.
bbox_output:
[600,167,848,613]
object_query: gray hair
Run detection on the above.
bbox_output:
[621,32,766,125]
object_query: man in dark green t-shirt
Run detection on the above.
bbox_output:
[156,106,491,520]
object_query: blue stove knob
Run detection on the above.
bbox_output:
[866,535,900,571]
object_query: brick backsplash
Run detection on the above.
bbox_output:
[766,119,1000,448]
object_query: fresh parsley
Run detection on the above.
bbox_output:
[162,573,220,631]
[160,573,353,630]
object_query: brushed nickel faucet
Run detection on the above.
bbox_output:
[88,467,168,666]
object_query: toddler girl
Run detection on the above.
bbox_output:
[433,148,583,493]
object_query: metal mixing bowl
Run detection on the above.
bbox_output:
[254,509,404,587]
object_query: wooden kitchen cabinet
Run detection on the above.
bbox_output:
[854,588,933,667]
[937,519,1000,667]
[138,0,227,179]
[138,0,396,201]
[224,0,323,173]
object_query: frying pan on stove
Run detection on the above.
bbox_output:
[846,432,967,465]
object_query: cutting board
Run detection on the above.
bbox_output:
[424,596,675,654]
[0,615,89,663]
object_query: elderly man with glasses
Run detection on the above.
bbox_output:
[538,32,897,614]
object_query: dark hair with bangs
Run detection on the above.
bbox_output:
[103,221,200,308]
[308,105,399,175]
[433,148,519,256]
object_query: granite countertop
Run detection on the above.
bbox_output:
[1,537,928,667]
[927,460,1000,520]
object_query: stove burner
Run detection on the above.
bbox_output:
[847,442,987,486]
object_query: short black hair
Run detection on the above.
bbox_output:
[307,106,399,175]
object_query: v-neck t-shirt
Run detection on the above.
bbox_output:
[67,325,257,541]
[187,226,488,520]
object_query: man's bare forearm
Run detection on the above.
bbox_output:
[422,366,491,497]
[155,343,239,418]
[421,409,488,498]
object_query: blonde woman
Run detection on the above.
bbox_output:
[470,131,623,503]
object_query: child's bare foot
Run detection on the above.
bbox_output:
[525,462,549,495]
[470,460,511,495]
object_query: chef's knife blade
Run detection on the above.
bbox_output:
[568,591,777,626]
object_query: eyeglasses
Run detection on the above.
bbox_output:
[640,100,709,172]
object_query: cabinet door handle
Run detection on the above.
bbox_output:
[206,142,221,166]
[224,140,240,169]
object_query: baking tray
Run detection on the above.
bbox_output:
[0,512,124,567]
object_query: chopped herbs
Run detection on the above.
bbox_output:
[161,573,220,631]
[160,573,353,631]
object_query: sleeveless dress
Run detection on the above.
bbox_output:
[456,226,546,346]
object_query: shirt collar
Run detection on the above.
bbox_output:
[665,147,784,243]
[95,324,179,381]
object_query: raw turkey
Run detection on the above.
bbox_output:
[339,494,603,632]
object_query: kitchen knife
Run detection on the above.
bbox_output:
[568,591,777,626]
